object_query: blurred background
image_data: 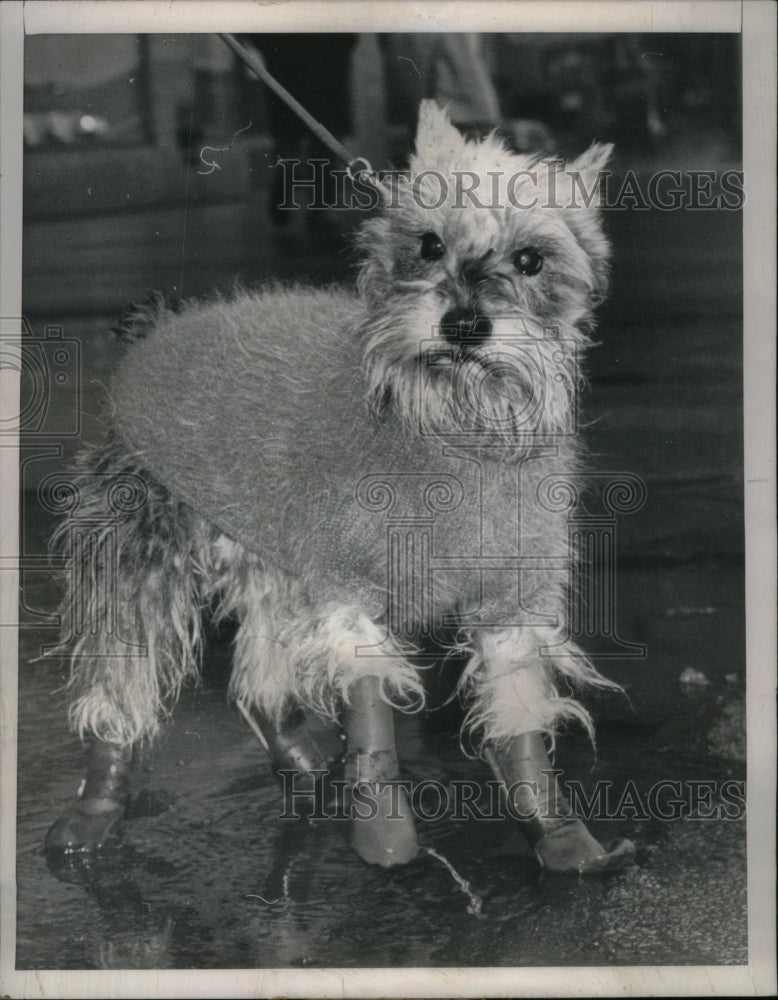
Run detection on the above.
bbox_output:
[17,32,746,971]
[23,32,740,213]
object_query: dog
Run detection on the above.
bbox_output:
[45,102,635,874]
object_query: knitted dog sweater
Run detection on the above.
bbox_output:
[111,287,571,626]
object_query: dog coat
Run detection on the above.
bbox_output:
[111,287,571,628]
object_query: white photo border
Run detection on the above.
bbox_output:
[1,1,775,996]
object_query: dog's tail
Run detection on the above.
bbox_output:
[110,291,173,343]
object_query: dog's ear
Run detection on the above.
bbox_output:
[569,142,613,174]
[565,142,613,208]
[560,144,613,303]
[412,100,464,166]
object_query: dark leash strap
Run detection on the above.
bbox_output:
[219,32,389,197]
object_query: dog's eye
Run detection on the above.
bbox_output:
[512,247,543,275]
[420,232,446,261]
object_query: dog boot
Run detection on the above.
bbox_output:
[343,676,419,867]
[244,702,335,817]
[251,703,332,776]
[45,740,132,853]
[484,732,635,874]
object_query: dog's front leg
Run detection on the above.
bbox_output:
[343,676,419,867]
[484,733,634,874]
[469,627,635,873]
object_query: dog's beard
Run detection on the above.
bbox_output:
[361,304,582,450]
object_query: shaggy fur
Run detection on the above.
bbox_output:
[55,102,619,753]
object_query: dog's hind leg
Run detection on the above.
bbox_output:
[45,739,133,854]
[462,626,635,873]
[45,445,209,852]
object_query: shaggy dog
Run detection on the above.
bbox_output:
[46,102,635,873]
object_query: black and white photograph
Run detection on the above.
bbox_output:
[0,1,775,996]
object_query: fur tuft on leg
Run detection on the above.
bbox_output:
[291,607,425,720]
[458,625,623,753]
[225,552,425,724]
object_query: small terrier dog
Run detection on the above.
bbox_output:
[46,102,634,873]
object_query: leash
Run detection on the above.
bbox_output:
[219,32,390,198]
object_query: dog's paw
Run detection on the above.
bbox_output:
[534,820,636,875]
[44,797,126,854]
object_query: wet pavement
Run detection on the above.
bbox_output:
[16,161,747,969]
[16,661,746,969]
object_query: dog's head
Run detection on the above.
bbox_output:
[356,101,612,448]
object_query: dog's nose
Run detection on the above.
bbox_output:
[440,307,492,345]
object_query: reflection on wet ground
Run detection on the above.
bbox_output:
[17,191,746,969]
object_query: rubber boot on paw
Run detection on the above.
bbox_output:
[344,676,418,867]
[484,732,635,874]
[45,740,132,854]
[258,704,332,777]
[247,703,335,817]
